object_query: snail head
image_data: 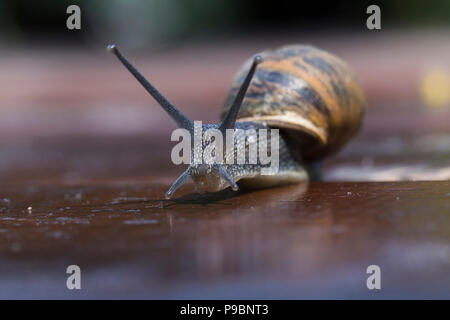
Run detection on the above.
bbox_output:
[107,44,262,199]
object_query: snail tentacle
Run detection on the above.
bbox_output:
[165,168,191,199]
[216,164,239,191]
[219,55,263,133]
[107,44,193,131]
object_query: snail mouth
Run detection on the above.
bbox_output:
[190,165,225,193]
[190,164,238,193]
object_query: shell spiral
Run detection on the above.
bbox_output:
[222,44,365,161]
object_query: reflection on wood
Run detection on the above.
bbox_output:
[0,181,448,298]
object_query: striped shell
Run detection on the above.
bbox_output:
[222,44,365,161]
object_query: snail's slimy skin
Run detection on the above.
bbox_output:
[189,121,309,194]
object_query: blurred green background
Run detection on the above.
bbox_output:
[0,0,449,48]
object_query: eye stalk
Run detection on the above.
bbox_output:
[107,44,193,131]
[108,45,262,199]
[219,55,263,134]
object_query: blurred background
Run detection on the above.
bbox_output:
[0,0,449,184]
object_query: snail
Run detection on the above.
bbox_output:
[107,44,365,199]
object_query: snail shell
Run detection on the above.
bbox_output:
[222,44,365,161]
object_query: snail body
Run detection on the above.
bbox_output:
[108,44,365,198]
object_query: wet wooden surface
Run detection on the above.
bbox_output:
[0,181,449,298]
[0,32,449,298]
